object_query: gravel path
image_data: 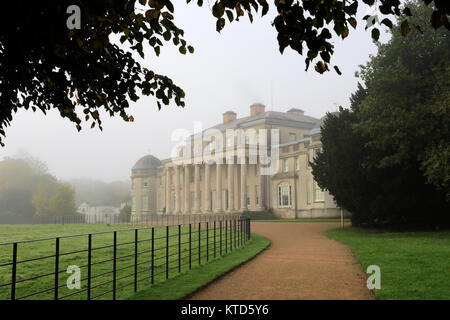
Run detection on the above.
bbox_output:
[189,222,375,300]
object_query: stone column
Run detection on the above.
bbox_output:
[205,163,211,212]
[194,164,200,213]
[258,166,264,209]
[227,163,234,212]
[174,166,181,214]
[240,162,247,211]
[215,163,223,212]
[165,168,172,214]
[184,165,190,214]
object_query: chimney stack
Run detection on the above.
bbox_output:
[223,111,237,123]
[250,103,266,116]
[287,108,304,116]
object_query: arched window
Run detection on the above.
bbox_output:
[278,185,292,207]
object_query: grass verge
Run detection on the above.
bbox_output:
[326,227,450,300]
[126,233,270,300]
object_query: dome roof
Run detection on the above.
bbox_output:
[132,155,162,170]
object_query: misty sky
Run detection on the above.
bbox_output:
[1,2,390,182]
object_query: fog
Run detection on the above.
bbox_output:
[0,2,390,182]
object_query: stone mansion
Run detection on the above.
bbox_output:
[131,104,341,219]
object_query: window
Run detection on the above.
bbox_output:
[226,136,233,147]
[142,196,149,211]
[306,180,311,204]
[245,135,250,145]
[142,180,149,187]
[199,168,203,181]
[314,181,324,202]
[255,185,259,205]
[254,164,258,176]
[306,153,310,168]
[247,185,250,205]
[295,157,300,171]
[283,159,289,172]
[278,185,292,207]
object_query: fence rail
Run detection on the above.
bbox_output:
[0,214,251,300]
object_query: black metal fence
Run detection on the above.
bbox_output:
[0,214,251,300]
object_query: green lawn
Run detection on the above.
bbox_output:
[326,227,450,300]
[0,222,249,300]
[127,233,270,300]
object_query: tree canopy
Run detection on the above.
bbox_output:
[0,0,448,146]
[312,2,449,228]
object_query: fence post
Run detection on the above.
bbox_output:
[214,220,216,258]
[54,237,60,300]
[151,227,154,285]
[248,218,250,240]
[11,243,17,300]
[189,224,192,269]
[178,224,181,273]
[225,219,228,254]
[230,217,233,252]
[113,231,117,300]
[87,234,92,300]
[166,225,169,280]
[206,221,209,262]
[198,222,201,265]
[134,229,138,292]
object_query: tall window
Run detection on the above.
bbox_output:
[255,185,259,205]
[142,196,149,211]
[247,185,250,205]
[283,159,289,172]
[278,185,292,207]
[295,157,300,171]
[314,181,324,202]
[306,153,310,168]
[306,181,311,204]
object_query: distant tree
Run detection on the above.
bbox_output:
[71,179,131,206]
[1,0,448,146]
[49,183,78,216]
[0,158,38,217]
[119,204,132,222]
[31,177,59,217]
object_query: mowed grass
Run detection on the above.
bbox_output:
[0,222,248,300]
[326,227,450,300]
